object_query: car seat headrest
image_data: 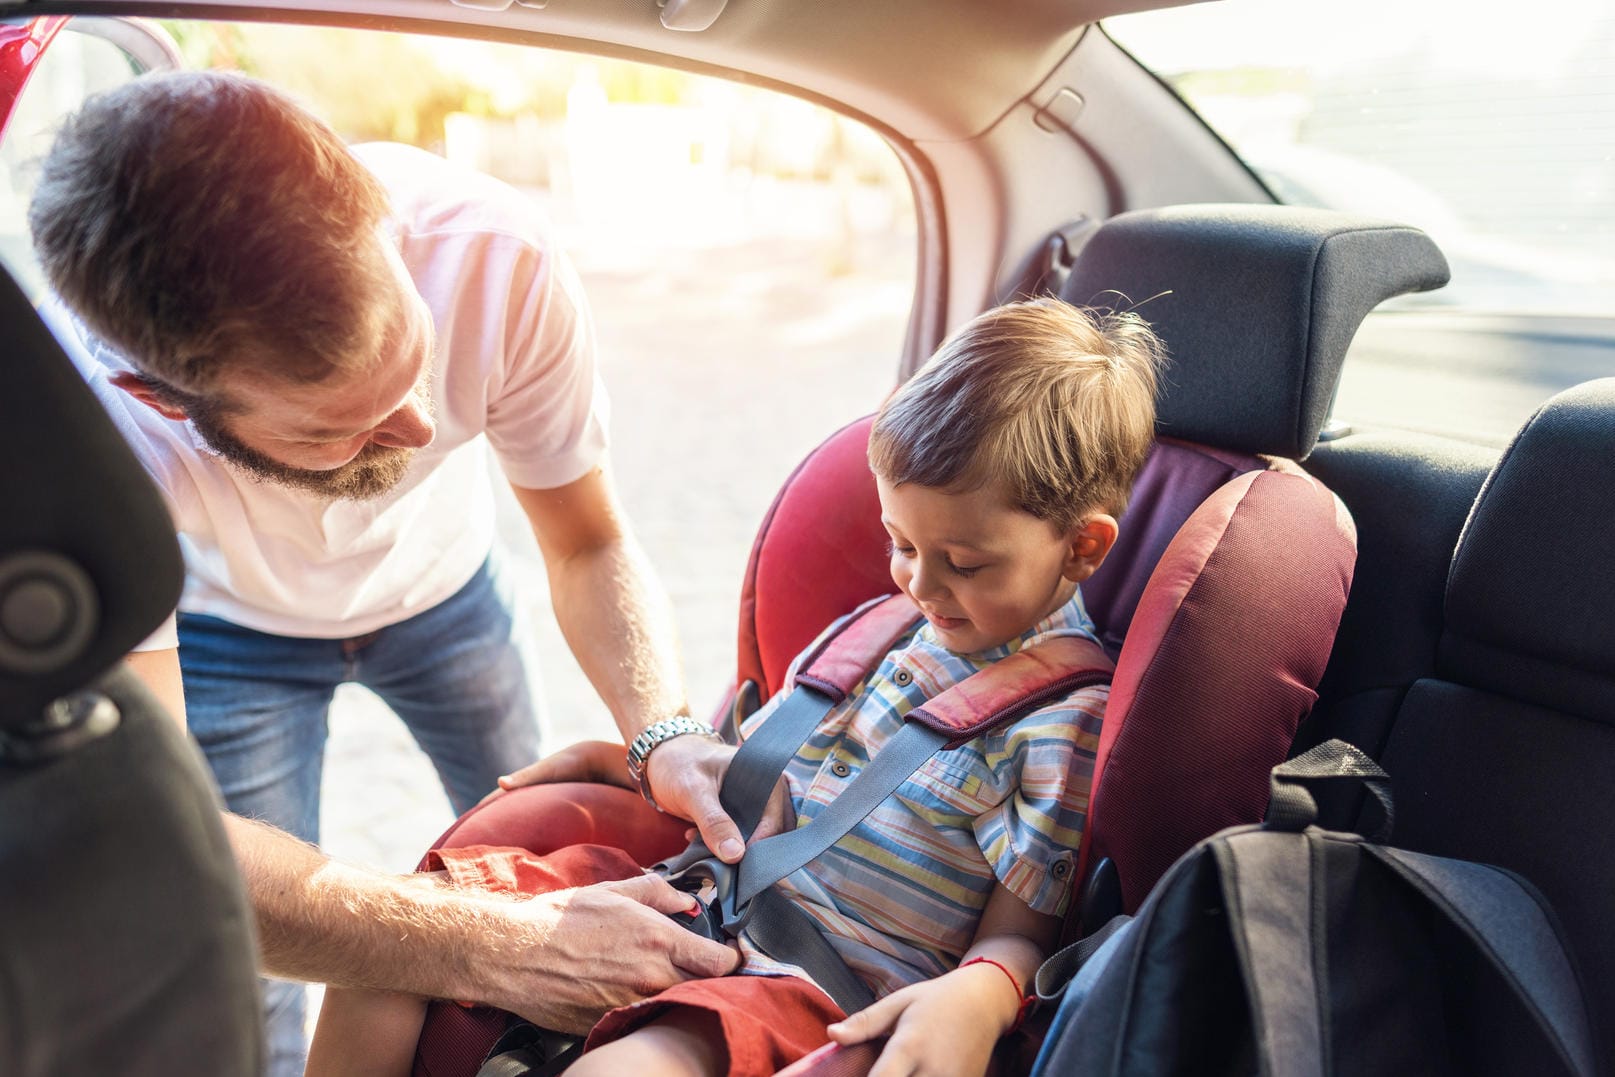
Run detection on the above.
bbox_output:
[1443,378,1615,721]
[1060,204,1450,459]
[0,271,183,723]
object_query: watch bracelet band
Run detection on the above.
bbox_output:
[625,715,720,809]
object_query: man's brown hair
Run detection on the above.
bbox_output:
[868,298,1164,526]
[29,70,392,402]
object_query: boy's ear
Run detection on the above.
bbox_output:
[109,371,190,422]
[1063,514,1120,584]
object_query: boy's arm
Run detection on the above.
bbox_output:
[826,883,1057,1072]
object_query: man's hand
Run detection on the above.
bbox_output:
[498,740,633,793]
[496,734,796,863]
[476,872,741,1034]
[642,734,746,861]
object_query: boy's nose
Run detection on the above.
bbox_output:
[371,396,435,450]
[907,562,947,603]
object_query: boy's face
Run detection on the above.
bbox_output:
[877,477,1115,654]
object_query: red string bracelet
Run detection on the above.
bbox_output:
[960,956,1035,1033]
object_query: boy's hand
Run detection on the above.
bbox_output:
[826,962,1021,1077]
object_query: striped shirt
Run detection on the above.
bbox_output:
[736,592,1107,999]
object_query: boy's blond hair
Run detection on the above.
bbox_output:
[869,298,1164,527]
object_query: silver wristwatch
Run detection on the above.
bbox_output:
[625,715,720,810]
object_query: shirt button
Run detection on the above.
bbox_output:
[1052,859,1073,880]
[831,761,852,778]
[891,668,913,686]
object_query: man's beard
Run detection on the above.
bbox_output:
[189,406,417,501]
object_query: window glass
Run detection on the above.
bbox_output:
[1,28,146,299]
[1108,0,1615,443]
[3,21,914,864]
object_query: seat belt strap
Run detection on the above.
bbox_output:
[718,684,840,844]
[736,720,948,904]
[719,595,920,839]
[746,887,877,1015]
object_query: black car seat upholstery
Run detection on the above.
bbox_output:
[1298,430,1496,757]
[0,270,263,1075]
[1366,379,1615,1074]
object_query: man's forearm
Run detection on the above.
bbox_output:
[545,538,690,742]
[510,469,691,743]
[225,813,740,1033]
[226,813,482,997]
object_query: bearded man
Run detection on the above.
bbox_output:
[31,70,743,1076]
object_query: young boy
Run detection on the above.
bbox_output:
[306,297,1163,1077]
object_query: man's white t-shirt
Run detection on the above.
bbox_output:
[54,143,609,649]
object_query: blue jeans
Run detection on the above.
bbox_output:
[180,556,541,1077]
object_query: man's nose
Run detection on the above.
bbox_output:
[371,396,435,450]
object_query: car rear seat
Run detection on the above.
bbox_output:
[1349,379,1615,1074]
[1298,431,1496,759]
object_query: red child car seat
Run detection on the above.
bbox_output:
[412,205,1450,1077]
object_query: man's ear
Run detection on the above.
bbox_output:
[109,371,190,422]
[1062,513,1120,584]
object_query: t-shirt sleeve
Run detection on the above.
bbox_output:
[134,613,179,652]
[483,240,610,490]
[973,683,1108,917]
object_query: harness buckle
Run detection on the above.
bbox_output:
[655,846,751,941]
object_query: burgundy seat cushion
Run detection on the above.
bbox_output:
[739,415,891,703]
[420,782,687,870]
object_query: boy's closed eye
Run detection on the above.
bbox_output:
[885,540,985,578]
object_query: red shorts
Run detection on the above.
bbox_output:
[430,844,846,1077]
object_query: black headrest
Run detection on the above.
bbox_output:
[1442,379,1615,720]
[1060,204,1450,458]
[0,271,182,722]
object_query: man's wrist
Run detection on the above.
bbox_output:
[624,715,720,810]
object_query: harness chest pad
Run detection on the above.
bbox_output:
[909,636,1114,749]
[794,594,927,703]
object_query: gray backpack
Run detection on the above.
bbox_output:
[1030,741,1599,1077]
